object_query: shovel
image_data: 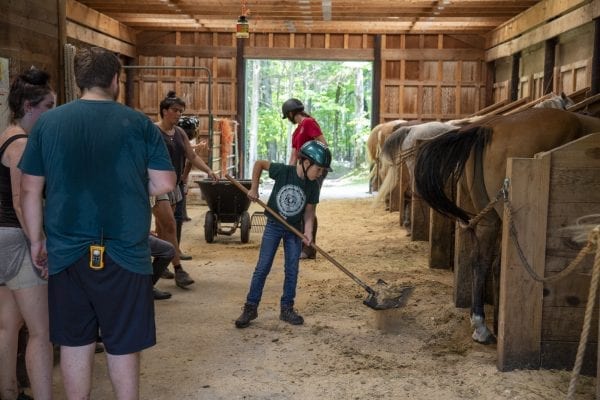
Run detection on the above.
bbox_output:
[225,174,413,311]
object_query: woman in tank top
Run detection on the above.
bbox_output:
[0,67,55,400]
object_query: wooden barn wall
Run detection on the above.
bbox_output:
[135,31,238,134]
[135,31,485,128]
[492,22,595,102]
[0,0,63,133]
[380,34,485,123]
[539,134,600,372]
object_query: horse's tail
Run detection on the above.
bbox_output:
[373,127,410,205]
[414,126,491,224]
[374,159,398,207]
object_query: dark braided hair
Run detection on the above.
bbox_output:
[159,90,186,118]
[8,67,53,123]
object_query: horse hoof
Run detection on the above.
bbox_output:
[471,330,497,345]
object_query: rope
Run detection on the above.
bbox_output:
[506,201,595,283]
[566,226,600,400]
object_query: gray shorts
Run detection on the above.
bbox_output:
[151,186,182,207]
[0,227,46,290]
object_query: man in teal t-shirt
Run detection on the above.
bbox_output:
[19,47,175,399]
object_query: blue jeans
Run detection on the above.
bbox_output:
[246,219,302,308]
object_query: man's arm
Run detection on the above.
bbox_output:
[148,169,177,196]
[183,135,218,181]
[20,173,48,276]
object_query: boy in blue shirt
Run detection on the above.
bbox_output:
[236,141,332,328]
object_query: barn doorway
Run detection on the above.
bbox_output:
[243,59,372,177]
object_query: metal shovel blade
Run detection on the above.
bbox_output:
[363,279,415,310]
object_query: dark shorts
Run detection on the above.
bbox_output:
[48,254,156,355]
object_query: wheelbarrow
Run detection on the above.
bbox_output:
[195,179,253,243]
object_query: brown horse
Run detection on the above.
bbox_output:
[413,108,600,344]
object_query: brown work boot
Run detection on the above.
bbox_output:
[280,306,304,325]
[174,267,194,288]
[235,303,258,328]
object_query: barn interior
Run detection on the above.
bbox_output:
[2,1,600,399]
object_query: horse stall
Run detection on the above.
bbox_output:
[498,133,600,373]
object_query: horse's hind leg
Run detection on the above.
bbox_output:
[470,223,500,344]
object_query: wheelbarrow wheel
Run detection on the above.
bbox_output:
[204,211,216,243]
[240,211,251,243]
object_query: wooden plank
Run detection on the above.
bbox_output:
[453,178,472,308]
[486,97,530,115]
[243,47,373,61]
[497,156,549,371]
[66,21,135,57]
[485,1,600,62]
[539,133,600,167]
[548,168,600,203]
[410,140,429,241]
[542,306,598,342]
[137,44,236,58]
[66,0,136,45]
[541,341,596,375]
[428,208,454,269]
[382,48,483,61]
[568,93,600,112]
[543,271,595,309]
[469,99,508,117]
[398,160,406,227]
[503,93,553,115]
[487,0,588,48]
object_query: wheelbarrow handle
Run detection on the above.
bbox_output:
[224,174,373,293]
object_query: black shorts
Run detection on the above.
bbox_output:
[48,253,156,355]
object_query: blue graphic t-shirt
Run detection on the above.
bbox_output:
[266,163,320,229]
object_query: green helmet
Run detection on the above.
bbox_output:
[299,140,332,171]
[281,98,304,119]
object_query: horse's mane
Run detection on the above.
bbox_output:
[414,125,492,223]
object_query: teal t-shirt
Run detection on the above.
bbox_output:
[266,163,320,229]
[19,99,173,275]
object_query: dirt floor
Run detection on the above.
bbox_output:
[49,181,596,399]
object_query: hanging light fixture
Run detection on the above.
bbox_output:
[236,0,250,39]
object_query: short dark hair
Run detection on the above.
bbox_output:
[159,91,186,118]
[74,47,121,91]
[9,66,53,123]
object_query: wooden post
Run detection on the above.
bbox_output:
[410,191,430,241]
[453,178,472,308]
[592,18,600,95]
[510,52,521,101]
[543,38,557,95]
[497,157,548,371]
[428,208,454,269]
[398,160,406,226]
[372,34,382,128]
[236,38,246,177]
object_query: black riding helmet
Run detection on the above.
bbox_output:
[177,116,200,140]
[281,98,304,119]
[299,140,333,172]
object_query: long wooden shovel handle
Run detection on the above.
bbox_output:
[225,174,375,294]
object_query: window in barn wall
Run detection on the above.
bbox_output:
[244,59,372,177]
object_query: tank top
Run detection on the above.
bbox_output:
[158,126,187,181]
[0,134,28,227]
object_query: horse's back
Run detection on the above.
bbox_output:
[481,109,600,200]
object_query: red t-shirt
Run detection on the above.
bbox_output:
[291,117,323,151]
